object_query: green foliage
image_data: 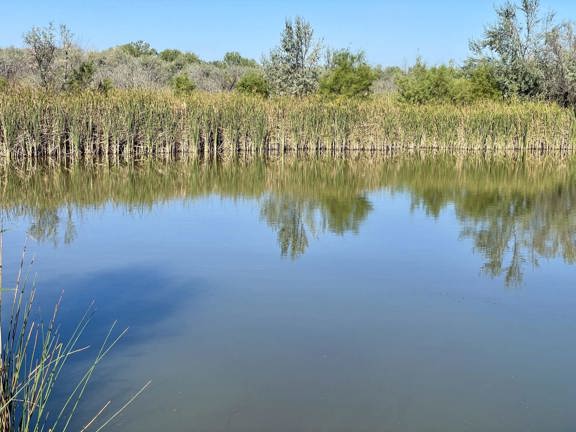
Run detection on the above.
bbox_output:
[465,61,502,100]
[397,60,501,104]
[66,61,95,91]
[319,50,377,98]
[236,71,270,97]
[264,16,322,96]
[172,74,196,95]
[159,49,180,62]
[0,77,7,92]
[159,49,200,64]
[222,52,258,68]
[120,40,157,57]
[470,0,544,98]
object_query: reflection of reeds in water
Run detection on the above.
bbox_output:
[1,90,575,159]
[1,152,574,286]
[0,231,150,431]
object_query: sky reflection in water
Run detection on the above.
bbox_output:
[1,154,575,431]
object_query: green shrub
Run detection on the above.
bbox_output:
[319,50,377,98]
[397,60,502,104]
[222,51,258,68]
[172,74,196,95]
[236,71,270,97]
[0,77,7,92]
[66,61,95,91]
[119,40,157,57]
[466,61,502,100]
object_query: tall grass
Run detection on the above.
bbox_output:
[0,230,150,431]
[0,89,575,159]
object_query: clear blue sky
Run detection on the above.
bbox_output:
[1,0,575,66]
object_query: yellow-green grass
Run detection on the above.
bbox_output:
[0,89,575,159]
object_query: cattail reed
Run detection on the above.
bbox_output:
[0,89,575,160]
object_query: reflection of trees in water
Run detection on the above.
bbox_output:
[260,193,373,258]
[1,156,575,285]
[412,185,576,286]
[24,207,77,246]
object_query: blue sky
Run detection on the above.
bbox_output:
[1,0,575,66]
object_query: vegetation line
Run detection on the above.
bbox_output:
[0,90,574,159]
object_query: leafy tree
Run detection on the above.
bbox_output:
[539,22,576,107]
[120,40,157,57]
[172,74,196,95]
[159,49,200,64]
[319,50,377,98]
[470,0,546,98]
[222,51,258,68]
[264,16,322,96]
[236,71,270,97]
[24,23,74,88]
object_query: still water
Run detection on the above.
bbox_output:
[1,154,576,431]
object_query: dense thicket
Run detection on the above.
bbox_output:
[1,0,576,106]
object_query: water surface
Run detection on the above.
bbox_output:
[1,154,575,431]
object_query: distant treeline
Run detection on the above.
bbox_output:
[0,0,575,106]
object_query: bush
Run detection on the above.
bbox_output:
[222,52,258,68]
[120,40,157,57]
[0,76,7,91]
[159,49,201,74]
[236,71,270,96]
[172,74,196,95]
[466,61,502,100]
[319,50,377,98]
[66,61,95,91]
[397,60,501,104]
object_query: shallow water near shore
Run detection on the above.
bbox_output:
[1,153,576,431]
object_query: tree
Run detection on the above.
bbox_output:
[236,71,270,97]
[24,23,75,89]
[159,49,200,64]
[470,0,546,98]
[222,52,258,68]
[539,22,576,107]
[119,40,157,57]
[319,50,377,98]
[264,16,322,96]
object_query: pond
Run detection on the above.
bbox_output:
[1,153,576,431]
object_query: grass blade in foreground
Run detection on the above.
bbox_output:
[0,230,149,431]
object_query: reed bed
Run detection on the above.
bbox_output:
[0,89,575,159]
